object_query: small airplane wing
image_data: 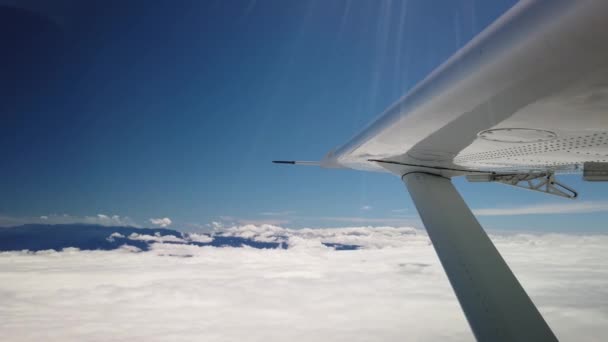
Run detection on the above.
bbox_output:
[276,2,608,341]
[321,0,608,179]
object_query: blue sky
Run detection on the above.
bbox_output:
[2,0,608,232]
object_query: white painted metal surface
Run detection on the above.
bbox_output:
[403,172,557,342]
[322,0,608,176]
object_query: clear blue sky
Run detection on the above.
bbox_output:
[2,0,607,232]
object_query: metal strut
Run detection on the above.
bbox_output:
[467,172,577,199]
[403,172,558,342]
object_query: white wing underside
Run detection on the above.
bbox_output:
[311,2,604,338]
[323,0,608,176]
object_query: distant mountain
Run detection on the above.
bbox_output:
[0,224,182,252]
[0,224,361,252]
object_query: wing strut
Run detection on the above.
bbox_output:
[402,172,557,342]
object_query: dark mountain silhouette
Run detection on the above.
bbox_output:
[0,224,181,251]
[0,224,360,252]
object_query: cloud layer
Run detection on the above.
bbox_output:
[0,225,607,342]
[473,201,608,216]
[0,213,138,227]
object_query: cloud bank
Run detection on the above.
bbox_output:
[473,201,608,216]
[0,213,138,227]
[0,225,607,342]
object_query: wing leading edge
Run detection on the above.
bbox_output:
[321,0,608,176]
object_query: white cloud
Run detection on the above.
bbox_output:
[236,218,291,226]
[211,221,223,229]
[94,214,136,226]
[0,213,139,227]
[214,213,416,228]
[473,201,608,216]
[0,225,606,341]
[217,224,420,249]
[128,232,184,243]
[106,232,125,242]
[149,217,172,227]
[360,205,372,211]
[186,233,214,243]
[259,211,295,216]
[320,216,418,226]
[217,216,290,226]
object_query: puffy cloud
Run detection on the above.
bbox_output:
[0,226,606,341]
[127,232,185,243]
[360,205,372,211]
[186,233,214,243]
[149,217,172,227]
[106,232,125,242]
[94,214,136,226]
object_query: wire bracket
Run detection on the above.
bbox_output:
[467,172,578,199]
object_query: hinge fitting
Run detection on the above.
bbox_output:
[467,172,578,199]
